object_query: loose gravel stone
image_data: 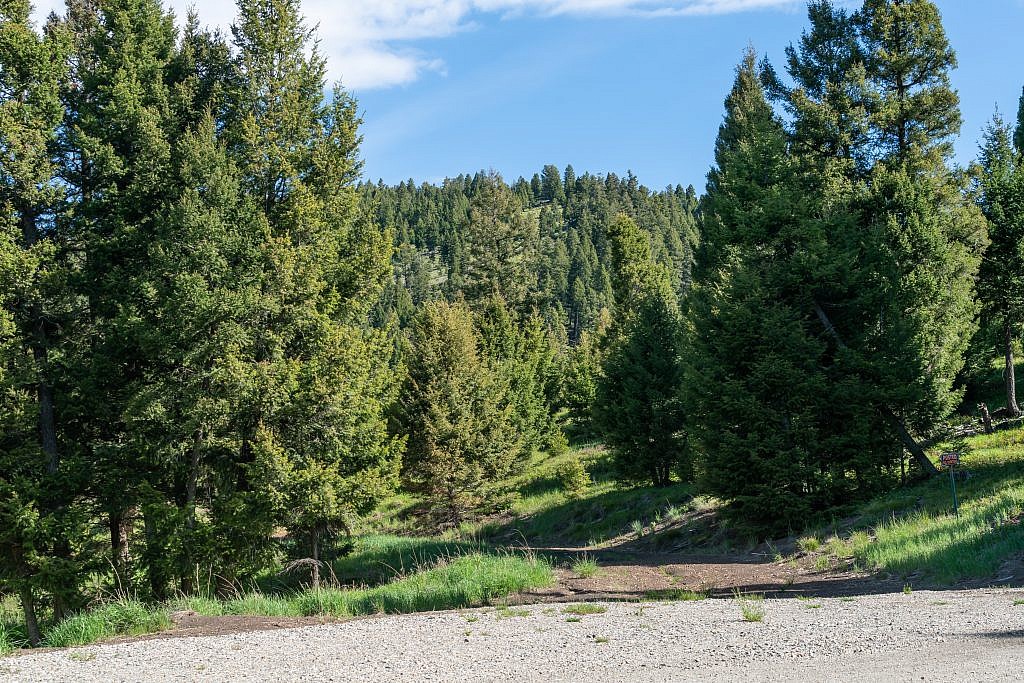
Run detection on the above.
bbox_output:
[4,588,1024,682]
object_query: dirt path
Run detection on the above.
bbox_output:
[5,588,1023,682]
[518,547,908,604]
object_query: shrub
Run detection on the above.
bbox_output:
[555,458,591,497]
[547,430,570,458]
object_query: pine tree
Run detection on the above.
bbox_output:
[55,0,181,595]
[688,50,837,532]
[215,0,400,585]
[768,0,985,478]
[593,214,687,487]
[0,0,81,640]
[398,301,521,524]
[594,288,687,487]
[976,113,1024,417]
[460,172,538,313]
[841,0,985,468]
[476,295,557,456]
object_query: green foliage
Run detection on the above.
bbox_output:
[44,601,171,648]
[570,555,599,578]
[555,458,591,498]
[398,300,522,524]
[736,593,766,622]
[459,173,539,313]
[689,2,985,536]
[594,215,688,488]
[975,113,1024,416]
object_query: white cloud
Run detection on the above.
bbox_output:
[30,0,796,89]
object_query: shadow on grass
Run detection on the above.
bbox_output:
[329,536,483,587]
[482,479,698,549]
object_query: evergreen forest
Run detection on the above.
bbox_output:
[2,0,1023,649]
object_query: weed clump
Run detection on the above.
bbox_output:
[571,554,599,578]
[735,592,765,623]
[562,604,607,616]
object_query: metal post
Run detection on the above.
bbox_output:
[949,466,959,518]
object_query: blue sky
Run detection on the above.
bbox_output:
[31,0,1024,190]
[354,0,1024,189]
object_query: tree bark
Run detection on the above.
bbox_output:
[180,429,203,594]
[311,533,320,589]
[1005,322,1021,418]
[979,403,994,434]
[19,583,42,647]
[109,508,132,590]
[812,301,939,476]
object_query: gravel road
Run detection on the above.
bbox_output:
[4,589,1024,682]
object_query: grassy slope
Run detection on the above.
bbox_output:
[360,445,698,548]
[790,426,1024,583]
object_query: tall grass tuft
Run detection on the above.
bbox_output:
[571,554,599,578]
[44,600,171,648]
[735,592,765,623]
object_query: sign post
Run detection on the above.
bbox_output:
[940,452,960,518]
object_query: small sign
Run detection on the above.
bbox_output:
[940,452,960,468]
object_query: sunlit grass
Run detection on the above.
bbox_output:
[841,426,1024,583]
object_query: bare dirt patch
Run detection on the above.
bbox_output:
[512,548,905,604]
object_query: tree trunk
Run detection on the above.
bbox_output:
[1005,322,1021,418]
[979,403,994,434]
[892,418,939,476]
[21,211,60,475]
[19,583,42,647]
[109,508,132,590]
[311,533,320,589]
[812,301,939,476]
[181,429,203,594]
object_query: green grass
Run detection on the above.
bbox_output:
[494,606,530,619]
[44,601,171,648]
[371,446,698,548]
[797,536,821,553]
[329,534,481,587]
[1013,599,1024,606]
[8,548,552,654]
[571,555,600,578]
[0,596,25,655]
[845,426,1024,583]
[561,604,607,615]
[736,593,765,623]
[184,553,553,619]
[642,588,706,601]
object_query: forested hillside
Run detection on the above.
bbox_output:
[2,0,1023,653]
[360,169,698,342]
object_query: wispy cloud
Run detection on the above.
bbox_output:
[31,0,797,89]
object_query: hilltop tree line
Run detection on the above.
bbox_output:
[1,0,1022,644]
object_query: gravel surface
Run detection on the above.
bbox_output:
[4,589,1024,682]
